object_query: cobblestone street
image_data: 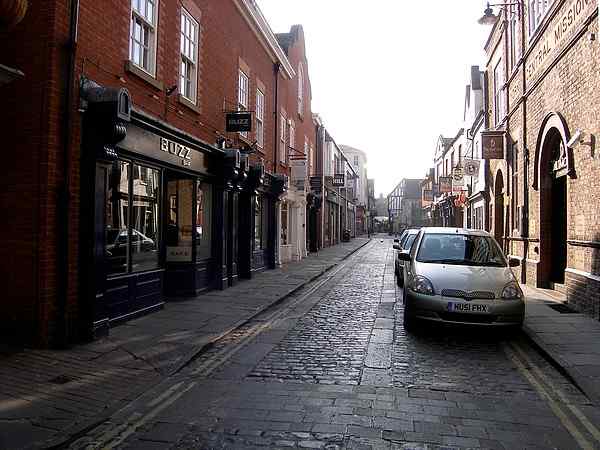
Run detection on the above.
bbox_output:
[71,237,600,450]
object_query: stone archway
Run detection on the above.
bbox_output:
[534,112,572,289]
[494,170,505,251]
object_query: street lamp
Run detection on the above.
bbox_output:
[477,1,521,25]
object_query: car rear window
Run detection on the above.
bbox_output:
[416,233,507,267]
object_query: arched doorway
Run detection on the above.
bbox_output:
[494,170,505,252]
[535,112,572,289]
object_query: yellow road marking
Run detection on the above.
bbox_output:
[503,343,594,450]
[510,341,600,443]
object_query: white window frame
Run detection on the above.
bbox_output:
[238,69,249,138]
[528,0,554,37]
[508,5,519,71]
[180,9,199,104]
[279,113,287,164]
[297,62,304,116]
[130,0,158,76]
[256,89,265,148]
[289,120,295,156]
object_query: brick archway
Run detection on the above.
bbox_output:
[534,112,571,288]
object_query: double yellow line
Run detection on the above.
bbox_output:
[503,341,600,450]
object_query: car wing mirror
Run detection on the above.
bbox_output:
[509,257,520,267]
[393,244,401,250]
[398,251,411,261]
[393,238,399,243]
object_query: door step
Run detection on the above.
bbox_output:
[549,282,567,295]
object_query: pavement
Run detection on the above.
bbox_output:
[522,284,600,407]
[0,238,370,450]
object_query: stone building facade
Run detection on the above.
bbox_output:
[484,0,600,317]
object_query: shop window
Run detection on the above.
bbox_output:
[105,160,160,275]
[238,69,249,139]
[254,196,263,250]
[130,0,158,76]
[166,179,194,262]
[281,202,288,245]
[196,181,212,260]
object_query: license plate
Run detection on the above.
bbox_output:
[447,302,488,313]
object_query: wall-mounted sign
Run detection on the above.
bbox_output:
[481,131,505,159]
[439,176,452,193]
[332,173,345,187]
[166,246,192,262]
[290,159,307,182]
[463,158,480,177]
[525,0,597,82]
[309,176,323,189]
[226,112,252,132]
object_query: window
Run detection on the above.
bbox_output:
[297,62,304,116]
[474,206,484,230]
[281,202,288,245]
[180,10,198,103]
[509,5,519,70]
[493,60,504,126]
[529,0,553,36]
[238,69,249,138]
[512,144,519,231]
[354,155,359,166]
[416,234,506,267]
[130,0,158,75]
[254,196,263,250]
[310,146,314,175]
[106,160,161,275]
[256,89,265,148]
[279,113,286,164]
[304,136,309,156]
[196,181,212,260]
[289,120,295,154]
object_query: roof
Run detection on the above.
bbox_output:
[421,227,492,237]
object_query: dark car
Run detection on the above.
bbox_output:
[393,228,420,287]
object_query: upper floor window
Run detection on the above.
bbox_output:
[256,89,265,148]
[354,155,359,166]
[309,146,314,174]
[304,136,309,156]
[289,119,295,154]
[297,62,304,116]
[130,0,158,75]
[180,10,198,103]
[493,60,504,126]
[508,5,520,70]
[279,113,287,164]
[529,0,553,36]
[238,70,249,138]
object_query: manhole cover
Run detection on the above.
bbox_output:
[547,303,577,314]
[48,374,76,385]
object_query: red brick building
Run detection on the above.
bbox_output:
[0,0,305,347]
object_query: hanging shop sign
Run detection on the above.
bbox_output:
[290,159,307,182]
[463,158,480,177]
[423,189,433,202]
[481,131,505,159]
[452,166,464,182]
[332,173,345,187]
[225,112,252,132]
[309,176,323,190]
[439,176,452,193]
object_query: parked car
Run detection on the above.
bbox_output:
[398,227,524,331]
[393,228,420,287]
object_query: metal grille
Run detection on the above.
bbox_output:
[442,289,495,300]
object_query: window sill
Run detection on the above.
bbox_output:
[177,94,201,114]
[124,60,164,91]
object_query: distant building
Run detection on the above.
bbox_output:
[340,145,369,235]
[388,179,424,233]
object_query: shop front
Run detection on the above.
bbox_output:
[80,85,224,337]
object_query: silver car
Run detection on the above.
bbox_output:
[399,227,524,330]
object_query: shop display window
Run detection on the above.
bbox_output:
[196,181,212,260]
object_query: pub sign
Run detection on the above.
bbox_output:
[439,176,452,193]
[226,112,252,132]
[481,131,505,159]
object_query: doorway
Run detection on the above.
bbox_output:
[550,176,567,284]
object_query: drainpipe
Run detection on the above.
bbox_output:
[56,0,79,347]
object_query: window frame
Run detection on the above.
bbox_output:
[256,88,265,149]
[289,119,295,155]
[493,60,504,126]
[130,0,159,77]
[279,112,287,164]
[179,8,199,104]
[238,69,249,138]
[297,62,304,117]
[528,0,554,37]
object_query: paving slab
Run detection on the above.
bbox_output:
[522,284,600,406]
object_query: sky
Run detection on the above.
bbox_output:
[257,0,493,197]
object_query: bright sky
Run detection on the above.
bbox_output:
[258,0,493,197]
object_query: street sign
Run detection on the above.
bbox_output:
[463,158,480,177]
[482,131,504,159]
[226,112,252,132]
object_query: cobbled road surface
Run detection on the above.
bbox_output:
[71,236,600,450]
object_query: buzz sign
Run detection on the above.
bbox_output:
[226,112,252,132]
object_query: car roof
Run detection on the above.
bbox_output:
[405,229,420,235]
[420,227,492,237]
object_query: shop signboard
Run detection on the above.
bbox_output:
[481,131,504,159]
[423,189,433,202]
[309,176,322,189]
[167,246,192,262]
[332,173,345,187]
[290,159,307,182]
[439,176,452,193]
[225,112,252,132]
[463,158,480,177]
